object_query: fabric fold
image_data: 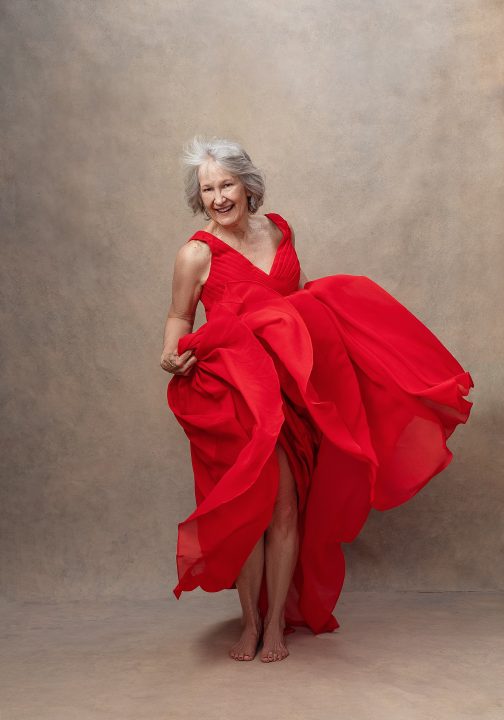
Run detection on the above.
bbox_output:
[167,275,474,633]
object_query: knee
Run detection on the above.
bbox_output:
[268,495,298,536]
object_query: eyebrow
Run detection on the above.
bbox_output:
[201,179,234,188]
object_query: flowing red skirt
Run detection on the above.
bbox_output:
[167,276,474,634]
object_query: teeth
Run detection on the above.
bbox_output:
[216,206,233,213]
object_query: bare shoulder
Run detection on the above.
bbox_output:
[176,238,210,263]
[174,239,211,280]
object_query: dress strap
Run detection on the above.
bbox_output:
[266,212,292,241]
[186,230,226,255]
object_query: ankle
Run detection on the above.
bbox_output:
[241,611,262,632]
[264,613,285,631]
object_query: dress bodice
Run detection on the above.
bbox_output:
[186,212,301,316]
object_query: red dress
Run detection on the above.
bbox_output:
[167,212,474,634]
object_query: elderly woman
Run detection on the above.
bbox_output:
[161,136,473,664]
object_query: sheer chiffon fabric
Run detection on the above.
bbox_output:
[167,213,474,634]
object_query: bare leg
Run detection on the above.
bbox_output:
[229,532,264,661]
[261,443,299,662]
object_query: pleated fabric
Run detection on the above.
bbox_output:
[167,213,474,634]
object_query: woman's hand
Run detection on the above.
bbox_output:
[160,348,197,376]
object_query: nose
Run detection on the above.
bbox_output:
[214,188,225,205]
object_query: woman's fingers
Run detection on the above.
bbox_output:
[180,355,198,375]
[168,352,197,375]
[160,348,197,374]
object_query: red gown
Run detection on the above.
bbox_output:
[167,212,474,635]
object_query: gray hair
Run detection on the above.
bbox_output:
[181,135,265,218]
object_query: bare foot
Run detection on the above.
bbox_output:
[260,618,289,662]
[229,616,263,661]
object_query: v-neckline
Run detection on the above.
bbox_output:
[193,213,287,278]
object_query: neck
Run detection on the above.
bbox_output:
[210,213,253,242]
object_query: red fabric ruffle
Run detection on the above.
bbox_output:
[167,275,474,634]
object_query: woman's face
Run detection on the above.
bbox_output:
[198,158,249,228]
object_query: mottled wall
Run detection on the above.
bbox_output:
[1,0,502,601]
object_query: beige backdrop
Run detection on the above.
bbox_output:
[1,0,502,601]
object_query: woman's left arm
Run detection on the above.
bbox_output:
[290,225,309,289]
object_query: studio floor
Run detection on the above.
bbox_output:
[1,590,502,720]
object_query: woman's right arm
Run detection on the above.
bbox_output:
[160,240,210,375]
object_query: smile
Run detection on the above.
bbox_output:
[215,205,234,213]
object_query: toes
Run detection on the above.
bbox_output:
[229,646,256,661]
[259,645,289,662]
[260,642,290,662]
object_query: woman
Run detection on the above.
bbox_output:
[161,136,474,664]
